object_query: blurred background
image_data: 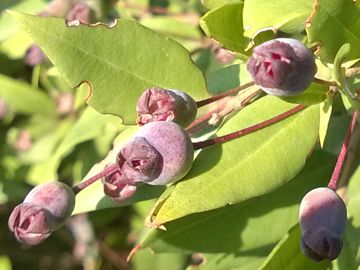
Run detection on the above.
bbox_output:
[0,0,241,269]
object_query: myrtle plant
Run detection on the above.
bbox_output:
[1,0,360,270]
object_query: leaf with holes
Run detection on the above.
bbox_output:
[9,11,208,124]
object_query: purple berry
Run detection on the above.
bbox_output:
[118,137,163,183]
[136,87,197,127]
[247,38,317,96]
[134,121,194,185]
[8,182,75,245]
[299,187,347,261]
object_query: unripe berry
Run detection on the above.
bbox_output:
[299,187,347,261]
[247,38,317,96]
[120,121,194,185]
[8,182,75,245]
[136,87,197,127]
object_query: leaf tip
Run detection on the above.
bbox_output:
[127,244,142,262]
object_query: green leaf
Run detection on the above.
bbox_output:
[202,0,242,9]
[332,44,360,110]
[200,3,250,56]
[205,63,252,95]
[10,11,208,124]
[138,151,335,254]
[0,256,12,270]
[259,225,329,270]
[243,0,313,38]
[72,125,165,215]
[26,107,123,184]
[306,0,360,63]
[149,96,320,224]
[187,251,269,270]
[140,16,201,51]
[132,249,188,270]
[332,44,351,85]
[0,73,55,115]
[319,97,333,148]
[280,82,328,106]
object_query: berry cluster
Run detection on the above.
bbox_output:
[9,37,352,263]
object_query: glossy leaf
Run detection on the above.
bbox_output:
[10,11,208,124]
[259,225,329,270]
[306,0,360,63]
[132,249,188,270]
[243,0,313,38]
[280,82,328,106]
[205,63,252,95]
[200,3,250,56]
[0,73,55,115]
[202,0,242,9]
[138,151,335,254]
[148,96,320,225]
[319,97,333,148]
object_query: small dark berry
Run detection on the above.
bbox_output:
[247,38,317,96]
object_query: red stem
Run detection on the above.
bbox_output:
[193,104,306,150]
[196,81,255,108]
[327,110,359,190]
[72,163,119,194]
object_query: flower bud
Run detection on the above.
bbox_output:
[247,38,317,96]
[136,87,197,127]
[8,182,75,245]
[66,2,95,24]
[103,167,137,202]
[134,121,194,185]
[299,187,347,261]
[25,45,46,66]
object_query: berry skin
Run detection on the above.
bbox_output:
[119,121,194,185]
[299,187,347,261]
[136,87,197,127]
[8,182,75,245]
[247,38,317,96]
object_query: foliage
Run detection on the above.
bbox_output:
[1,0,360,269]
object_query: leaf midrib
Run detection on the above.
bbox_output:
[160,107,316,219]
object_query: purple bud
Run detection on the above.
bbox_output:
[103,167,137,202]
[247,38,317,96]
[8,182,75,245]
[299,187,347,261]
[8,203,52,245]
[25,45,46,66]
[136,88,197,127]
[134,121,194,185]
[66,3,95,24]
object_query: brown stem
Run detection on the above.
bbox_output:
[193,104,306,150]
[72,163,119,194]
[327,110,359,190]
[196,81,255,108]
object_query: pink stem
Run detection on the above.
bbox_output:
[196,81,255,108]
[72,163,119,194]
[193,104,306,150]
[327,110,359,190]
